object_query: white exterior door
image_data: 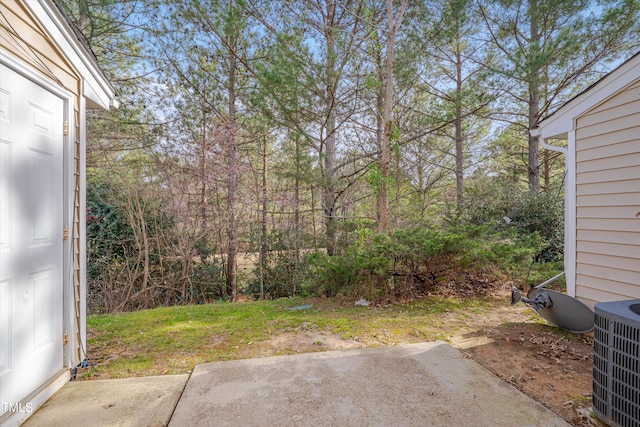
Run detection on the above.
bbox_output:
[0,64,65,414]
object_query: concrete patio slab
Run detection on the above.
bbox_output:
[169,342,570,427]
[21,374,188,427]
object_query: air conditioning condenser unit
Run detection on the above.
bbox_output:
[593,299,640,427]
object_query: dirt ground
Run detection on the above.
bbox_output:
[451,309,597,426]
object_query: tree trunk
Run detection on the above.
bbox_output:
[75,0,89,33]
[323,0,338,255]
[528,0,541,193]
[259,136,267,300]
[200,110,208,232]
[528,91,540,193]
[293,134,301,295]
[375,72,384,227]
[226,35,238,302]
[543,148,550,191]
[379,0,407,233]
[455,44,464,210]
[455,45,464,209]
[310,182,318,250]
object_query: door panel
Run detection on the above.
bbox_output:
[29,149,56,246]
[0,63,64,414]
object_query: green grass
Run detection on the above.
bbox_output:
[85,295,508,379]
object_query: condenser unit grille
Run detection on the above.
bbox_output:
[593,300,640,427]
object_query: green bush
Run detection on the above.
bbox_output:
[301,225,563,300]
[304,227,468,299]
[508,191,564,261]
[457,176,564,264]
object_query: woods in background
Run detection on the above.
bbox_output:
[64,0,640,312]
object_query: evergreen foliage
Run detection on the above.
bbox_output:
[67,0,638,311]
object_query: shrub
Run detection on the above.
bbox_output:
[246,251,312,299]
[304,227,468,299]
[301,225,563,300]
[86,176,226,313]
[508,191,564,261]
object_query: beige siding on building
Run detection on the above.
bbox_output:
[578,193,640,208]
[577,278,640,300]
[577,240,639,258]
[0,1,80,97]
[574,80,640,305]
[577,114,639,140]
[577,206,640,220]
[577,89,640,128]
[578,153,640,172]
[579,263,640,285]
[578,251,639,272]
[578,140,639,163]
[577,126,640,152]
[578,229,640,245]
[577,166,640,184]
[578,218,640,233]
[577,285,639,310]
[577,179,639,195]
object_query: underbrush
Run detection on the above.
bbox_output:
[291,226,563,301]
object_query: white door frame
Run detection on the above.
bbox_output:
[0,51,75,426]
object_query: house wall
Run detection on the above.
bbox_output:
[574,80,640,308]
[0,1,80,96]
[1,0,85,364]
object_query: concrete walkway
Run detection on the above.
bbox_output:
[23,342,571,427]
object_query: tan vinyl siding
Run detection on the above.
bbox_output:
[578,153,640,172]
[578,229,640,246]
[577,278,640,300]
[575,126,639,153]
[577,166,640,185]
[576,114,639,140]
[577,179,640,195]
[577,140,639,163]
[578,251,640,272]
[577,240,639,258]
[582,80,640,115]
[578,193,640,209]
[578,218,640,233]
[0,0,80,97]
[576,206,640,220]
[576,84,640,128]
[577,286,627,309]
[578,263,640,285]
[574,80,640,304]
